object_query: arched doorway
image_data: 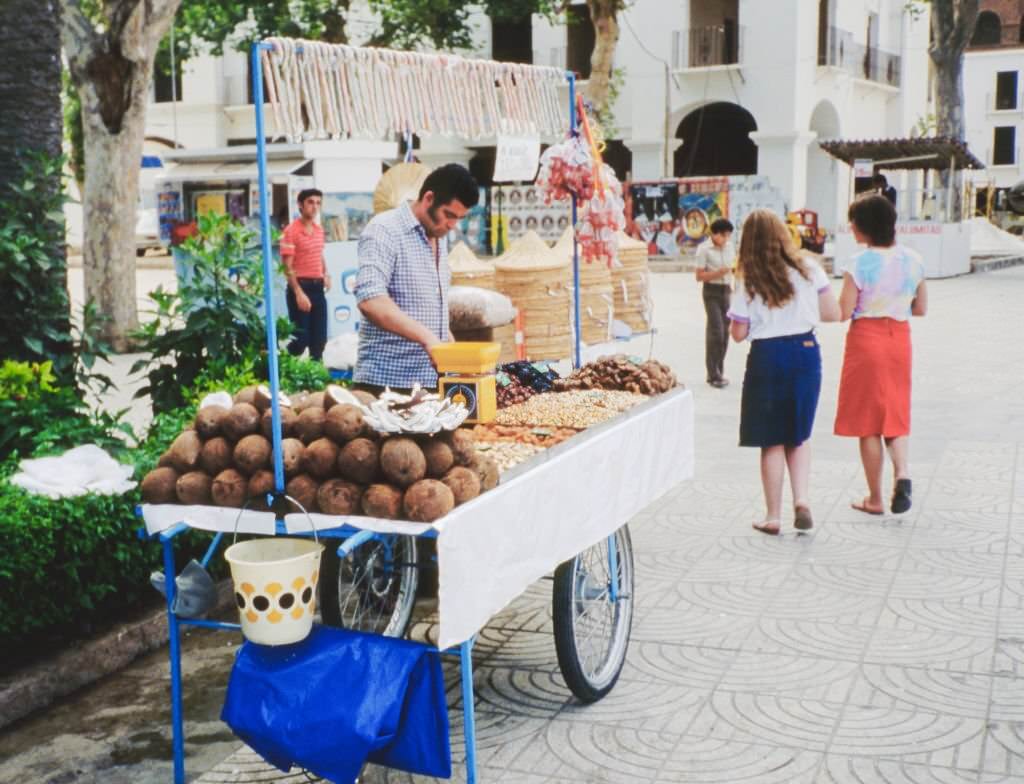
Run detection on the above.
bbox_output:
[673,102,757,177]
[971,11,1002,46]
[806,100,841,234]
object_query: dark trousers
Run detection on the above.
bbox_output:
[702,284,730,382]
[286,278,327,361]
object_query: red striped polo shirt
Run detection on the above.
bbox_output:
[280,219,325,279]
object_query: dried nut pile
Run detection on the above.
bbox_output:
[474,441,544,472]
[496,376,535,408]
[473,423,579,447]
[495,390,647,428]
[553,355,678,395]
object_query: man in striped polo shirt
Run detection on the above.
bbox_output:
[355,164,479,392]
[281,188,330,361]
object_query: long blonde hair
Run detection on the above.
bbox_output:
[736,209,810,308]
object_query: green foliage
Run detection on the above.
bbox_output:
[274,353,333,394]
[366,0,557,50]
[62,70,85,187]
[0,151,74,384]
[131,212,288,414]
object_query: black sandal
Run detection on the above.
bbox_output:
[891,479,912,514]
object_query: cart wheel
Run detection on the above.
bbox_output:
[320,534,419,638]
[552,525,634,703]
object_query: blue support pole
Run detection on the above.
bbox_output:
[252,41,286,495]
[460,638,478,783]
[607,530,620,603]
[200,532,223,569]
[567,73,582,369]
[162,537,186,784]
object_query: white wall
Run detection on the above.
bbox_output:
[964,49,1024,189]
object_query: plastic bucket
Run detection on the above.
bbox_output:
[224,538,324,646]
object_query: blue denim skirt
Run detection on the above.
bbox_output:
[739,331,822,448]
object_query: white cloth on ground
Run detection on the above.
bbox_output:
[11,444,137,499]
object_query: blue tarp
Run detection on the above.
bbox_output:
[222,624,451,783]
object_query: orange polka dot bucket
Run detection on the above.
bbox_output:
[224,538,324,645]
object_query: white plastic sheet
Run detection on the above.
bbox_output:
[433,389,694,649]
[11,444,137,499]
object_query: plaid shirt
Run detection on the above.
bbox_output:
[354,203,449,388]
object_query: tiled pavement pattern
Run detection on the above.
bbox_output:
[198,267,1024,783]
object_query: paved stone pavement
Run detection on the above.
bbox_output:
[3,266,1023,783]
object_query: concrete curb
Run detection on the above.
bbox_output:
[972,254,1024,273]
[0,580,233,731]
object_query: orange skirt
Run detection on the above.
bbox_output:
[834,318,912,438]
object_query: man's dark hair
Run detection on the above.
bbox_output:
[710,218,734,235]
[871,173,888,187]
[297,188,323,205]
[848,193,897,247]
[419,163,479,208]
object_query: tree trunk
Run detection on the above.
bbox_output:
[61,0,181,351]
[0,0,64,243]
[928,0,980,139]
[585,0,621,116]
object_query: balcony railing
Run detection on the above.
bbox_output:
[672,25,743,69]
[818,26,901,88]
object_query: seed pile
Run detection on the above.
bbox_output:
[495,390,647,428]
[140,384,499,523]
[474,441,545,472]
[473,423,579,447]
[553,355,678,395]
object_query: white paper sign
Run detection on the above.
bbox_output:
[853,158,874,178]
[493,134,541,183]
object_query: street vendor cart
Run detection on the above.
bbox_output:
[140,37,694,784]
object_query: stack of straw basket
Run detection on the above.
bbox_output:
[553,228,614,346]
[612,231,652,333]
[494,231,572,361]
[447,242,516,362]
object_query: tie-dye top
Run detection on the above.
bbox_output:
[847,245,925,321]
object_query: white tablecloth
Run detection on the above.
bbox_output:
[141,389,695,649]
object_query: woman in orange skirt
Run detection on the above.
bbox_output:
[835,194,928,514]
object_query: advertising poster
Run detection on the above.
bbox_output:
[677,178,729,250]
[726,175,786,240]
[157,187,181,243]
[626,182,680,256]
[452,188,490,255]
[492,184,569,246]
[324,241,360,338]
[321,192,374,243]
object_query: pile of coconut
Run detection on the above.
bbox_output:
[140,385,499,523]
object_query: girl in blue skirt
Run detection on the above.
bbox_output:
[727,210,840,535]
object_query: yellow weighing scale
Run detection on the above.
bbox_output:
[430,342,500,424]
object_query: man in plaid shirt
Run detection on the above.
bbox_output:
[355,164,479,391]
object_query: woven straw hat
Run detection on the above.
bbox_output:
[373,162,431,215]
[494,230,568,272]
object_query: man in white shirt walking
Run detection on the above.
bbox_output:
[695,218,735,388]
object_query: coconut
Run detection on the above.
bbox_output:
[199,436,234,476]
[168,430,202,473]
[317,479,363,516]
[324,404,365,443]
[176,471,213,505]
[282,437,305,477]
[352,389,377,407]
[234,434,272,475]
[247,469,276,511]
[473,455,500,491]
[362,484,404,519]
[222,402,261,442]
[233,385,259,406]
[442,466,481,505]
[285,474,319,514]
[141,466,179,504]
[211,468,247,508]
[261,406,297,440]
[294,407,326,445]
[421,438,455,478]
[157,451,174,469]
[290,391,310,411]
[304,437,339,480]
[194,405,228,439]
[295,391,326,412]
[380,437,427,488]
[403,479,455,522]
[253,384,292,413]
[325,384,362,410]
[337,438,380,485]
[448,428,476,466]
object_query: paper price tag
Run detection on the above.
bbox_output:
[494,134,541,183]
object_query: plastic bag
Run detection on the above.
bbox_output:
[448,285,516,330]
[323,332,359,370]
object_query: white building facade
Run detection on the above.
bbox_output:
[144,0,932,235]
